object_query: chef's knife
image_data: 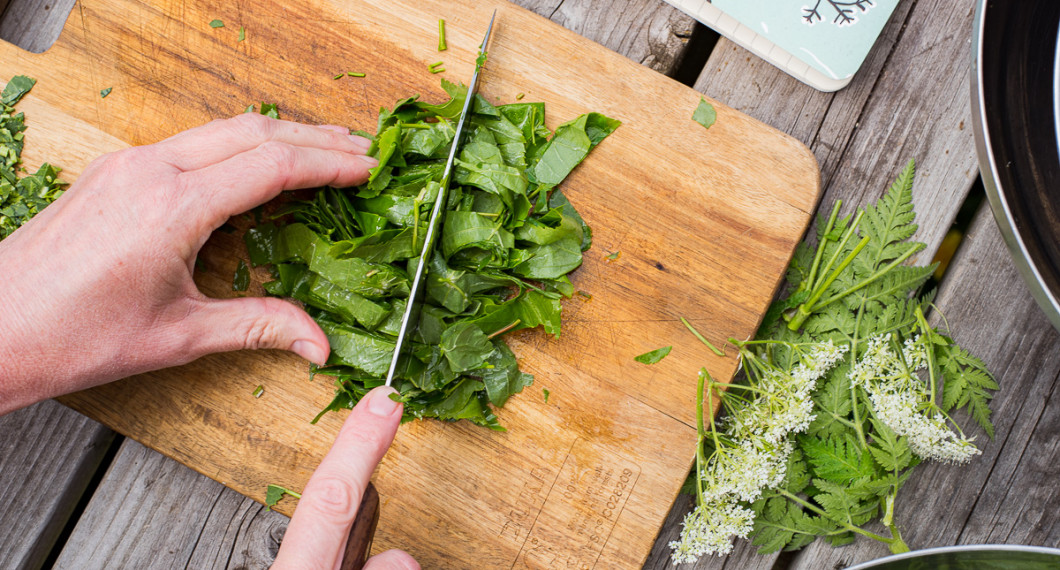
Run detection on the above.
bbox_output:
[382,10,497,388]
[341,13,498,570]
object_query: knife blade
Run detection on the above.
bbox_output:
[382,11,497,387]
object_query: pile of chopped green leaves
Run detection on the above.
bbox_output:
[0,76,65,240]
[245,80,619,430]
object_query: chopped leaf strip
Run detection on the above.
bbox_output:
[635,346,672,364]
[209,19,224,28]
[543,388,550,403]
[244,82,618,429]
[252,384,265,398]
[100,87,113,98]
[238,26,246,41]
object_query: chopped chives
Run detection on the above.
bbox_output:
[333,73,344,80]
[430,67,446,74]
[347,72,366,77]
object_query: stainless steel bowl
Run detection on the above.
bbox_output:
[972,0,1060,331]
[846,544,1060,570]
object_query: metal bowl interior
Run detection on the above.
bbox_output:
[845,544,1060,570]
[972,0,1060,331]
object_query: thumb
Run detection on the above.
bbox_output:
[186,296,330,364]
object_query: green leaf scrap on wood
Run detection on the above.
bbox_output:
[635,346,672,364]
[692,97,716,130]
[265,484,301,509]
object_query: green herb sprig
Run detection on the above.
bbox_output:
[670,161,997,563]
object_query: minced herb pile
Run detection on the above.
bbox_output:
[671,161,998,562]
[0,75,65,240]
[245,80,619,430]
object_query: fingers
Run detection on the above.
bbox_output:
[272,387,405,570]
[155,112,372,171]
[178,141,377,231]
[184,296,331,364]
[363,549,421,570]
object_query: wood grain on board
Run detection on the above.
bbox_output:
[0,0,819,566]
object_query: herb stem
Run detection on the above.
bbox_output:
[803,200,842,294]
[695,368,709,509]
[680,316,725,356]
[915,306,939,407]
[488,319,521,339]
[813,210,864,292]
[438,19,447,51]
[814,243,924,312]
[787,234,871,331]
[777,490,893,544]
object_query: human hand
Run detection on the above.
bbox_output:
[0,113,377,414]
[272,386,418,570]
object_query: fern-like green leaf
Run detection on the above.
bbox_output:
[867,418,913,472]
[859,159,918,270]
[938,343,997,438]
[802,434,876,483]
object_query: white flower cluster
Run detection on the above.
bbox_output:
[670,340,849,564]
[670,499,754,562]
[851,334,980,464]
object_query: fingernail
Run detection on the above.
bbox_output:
[367,386,401,417]
[347,134,372,152]
[292,340,328,366]
[357,155,380,168]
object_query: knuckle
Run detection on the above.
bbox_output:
[240,299,283,350]
[302,475,362,524]
[256,141,297,170]
[232,111,273,138]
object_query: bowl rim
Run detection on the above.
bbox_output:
[845,544,1060,569]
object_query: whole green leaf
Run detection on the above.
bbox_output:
[440,322,494,373]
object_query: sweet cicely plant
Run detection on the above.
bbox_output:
[671,161,997,564]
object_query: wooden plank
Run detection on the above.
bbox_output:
[643,0,983,566]
[517,0,696,74]
[54,439,288,569]
[0,0,818,567]
[0,400,115,570]
[0,0,76,52]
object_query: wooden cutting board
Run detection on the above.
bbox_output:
[1,0,820,567]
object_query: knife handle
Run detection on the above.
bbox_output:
[341,481,381,570]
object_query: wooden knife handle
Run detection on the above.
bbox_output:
[341,481,381,570]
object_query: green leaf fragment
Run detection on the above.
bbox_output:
[233,259,250,291]
[238,26,245,41]
[634,346,671,364]
[265,484,301,509]
[1,75,36,106]
[252,384,264,398]
[692,97,716,130]
[542,388,550,403]
[209,19,224,28]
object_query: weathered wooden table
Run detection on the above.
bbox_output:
[2,0,1057,568]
